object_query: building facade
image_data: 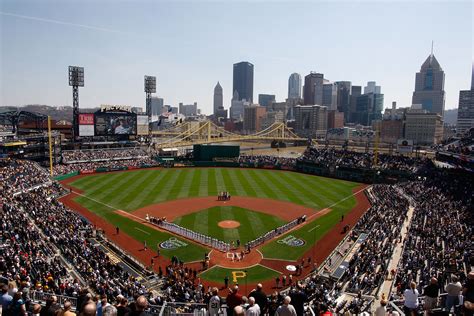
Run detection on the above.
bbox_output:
[213,82,223,116]
[258,94,276,107]
[380,119,404,144]
[335,81,352,120]
[327,110,344,129]
[178,102,198,117]
[150,97,164,120]
[405,105,443,145]
[456,67,474,134]
[233,61,254,102]
[354,93,384,126]
[243,105,267,133]
[303,72,324,105]
[322,83,338,111]
[288,73,302,99]
[294,105,328,138]
[261,111,285,130]
[364,81,381,94]
[412,54,446,118]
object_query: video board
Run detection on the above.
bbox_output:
[94,111,137,136]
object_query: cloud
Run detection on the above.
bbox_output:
[0,11,133,35]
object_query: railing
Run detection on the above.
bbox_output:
[148,218,230,252]
[31,291,78,309]
[246,215,306,249]
[389,293,453,316]
[160,302,209,316]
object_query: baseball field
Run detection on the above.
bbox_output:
[61,167,368,286]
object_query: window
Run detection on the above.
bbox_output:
[424,69,433,90]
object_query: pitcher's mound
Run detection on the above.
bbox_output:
[218,220,240,229]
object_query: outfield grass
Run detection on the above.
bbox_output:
[68,168,360,264]
[70,168,359,211]
[198,264,280,286]
[174,206,286,244]
[260,193,356,261]
[73,195,208,263]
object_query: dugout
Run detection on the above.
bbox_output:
[193,144,240,162]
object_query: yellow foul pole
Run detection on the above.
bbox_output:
[48,116,53,176]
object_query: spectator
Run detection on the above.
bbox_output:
[245,297,260,316]
[403,282,419,316]
[233,305,245,316]
[124,296,148,316]
[289,283,308,316]
[445,276,462,312]
[248,284,267,314]
[275,296,297,316]
[423,277,439,312]
[62,301,76,316]
[463,272,474,316]
[208,288,221,316]
[32,304,42,316]
[10,291,27,316]
[1,284,13,312]
[80,303,97,316]
[226,286,243,316]
[375,300,387,316]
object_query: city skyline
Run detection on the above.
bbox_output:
[1,1,472,114]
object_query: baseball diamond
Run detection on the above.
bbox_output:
[60,167,369,285]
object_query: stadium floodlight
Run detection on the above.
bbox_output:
[144,75,156,93]
[144,76,156,136]
[69,66,84,87]
[69,66,84,141]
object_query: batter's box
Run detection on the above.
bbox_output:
[226,252,241,261]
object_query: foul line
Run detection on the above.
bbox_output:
[134,227,150,235]
[308,225,320,233]
[71,189,121,211]
[306,185,370,222]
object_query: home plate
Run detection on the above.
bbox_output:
[286,265,296,272]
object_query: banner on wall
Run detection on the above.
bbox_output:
[79,113,95,136]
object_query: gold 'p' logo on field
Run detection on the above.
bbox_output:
[231,271,246,283]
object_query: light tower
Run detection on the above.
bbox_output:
[144,75,156,135]
[68,66,84,141]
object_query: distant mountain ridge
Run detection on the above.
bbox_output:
[0,104,99,122]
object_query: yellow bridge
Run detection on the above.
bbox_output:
[151,121,306,148]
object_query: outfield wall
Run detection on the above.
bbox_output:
[54,160,415,184]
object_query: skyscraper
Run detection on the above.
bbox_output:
[456,65,474,133]
[354,93,384,126]
[303,72,324,105]
[335,81,352,120]
[322,83,338,111]
[150,97,164,120]
[288,73,302,99]
[258,94,276,107]
[364,81,381,94]
[233,61,254,102]
[412,53,446,118]
[294,105,328,138]
[213,82,223,115]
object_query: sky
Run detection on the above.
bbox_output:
[1,0,473,114]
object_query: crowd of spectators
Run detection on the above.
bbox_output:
[53,158,159,176]
[341,185,410,296]
[299,147,427,172]
[237,155,296,168]
[62,148,148,163]
[0,159,51,202]
[2,153,473,315]
[390,180,473,314]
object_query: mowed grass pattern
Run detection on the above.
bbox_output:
[70,168,359,212]
[174,206,286,244]
[69,168,362,263]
